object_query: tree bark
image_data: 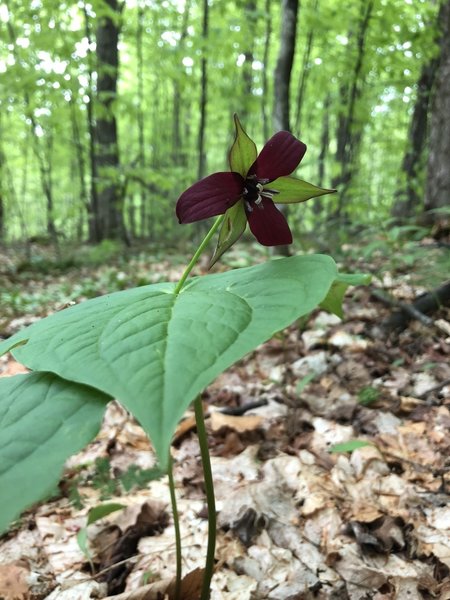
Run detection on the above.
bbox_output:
[136,1,147,237]
[424,0,450,224]
[95,0,125,242]
[82,6,100,243]
[392,6,442,221]
[273,0,299,133]
[332,0,373,214]
[240,0,257,123]
[197,0,209,180]
[261,0,272,141]
[173,0,191,166]
[294,0,318,135]
[273,0,299,256]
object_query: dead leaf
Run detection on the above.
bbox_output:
[0,563,29,600]
[103,568,205,600]
[210,412,263,433]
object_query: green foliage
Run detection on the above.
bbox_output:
[320,272,372,318]
[0,372,110,534]
[329,440,373,453]
[358,386,380,406]
[0,255,338,470]
[77,502,125,562]
[0,0,441,242]
[76,240,125,267]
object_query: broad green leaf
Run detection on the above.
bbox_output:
[210,201,247,268]
[320,273,371,318]
[0,256,337,470]
[271,176,336,204]
[77,503,125,560]
[329,440,373,454]
[0,372,110,534]
[229,114,257,177]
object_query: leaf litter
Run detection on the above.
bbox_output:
[0,250,449,599]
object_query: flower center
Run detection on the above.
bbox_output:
[243,176,279,212]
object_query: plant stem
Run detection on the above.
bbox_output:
[168,454,182,600]
[194,397,216,600]
[173,215,224,295]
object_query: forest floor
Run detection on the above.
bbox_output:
[0,239,449,600]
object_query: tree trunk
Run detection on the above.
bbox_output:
[261,0,272,140]
[332,0,373,214]
[82,6,100,243]
[294,0,318,135]
[197,0,209,180]
[392,6,442,221]
[136,1,146,237]
[240,0,257,123]
[273,0,299,256]
[95,0,125,242]
[273,0,299,133]
[173,0,190,167]
[424,0,450,224]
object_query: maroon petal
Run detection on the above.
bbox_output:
[246,198,293,246]
[248,131,307,181]
[176,172,244,223]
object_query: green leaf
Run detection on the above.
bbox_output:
[210,201,247,267]
[86,502,125,525]
[229,114,257,177]
[77,502,125,560]
[329,440,373,453]
[271,176,336,204]
[0,372,110,534]
[1,256,338,471]
[320,272,371,318]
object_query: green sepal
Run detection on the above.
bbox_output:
[271,175,336,204]
[229,114,257,177]
[209,201,247,268]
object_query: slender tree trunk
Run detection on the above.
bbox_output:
[392,5,442,221]
[273,0,299,255]
[83,6,100,242]
[261,0,272,140]
[136,1,148,238]
[70,98,89,239]
[424,0,450,225]
[332,0,373,215]
[173,0,190,167]
[318,96,330,187]
[95,0,125,241]
[5,3,57,243]
[273,0,299,133]
[197,0,209,180]
[294,0,318,135]
[240,0,257,123]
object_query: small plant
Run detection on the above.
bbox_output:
[358,385,381,406]
[0,116,367,599]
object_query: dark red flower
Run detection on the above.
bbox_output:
[176,116,335,250]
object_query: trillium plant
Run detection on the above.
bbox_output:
[0,116,366,599]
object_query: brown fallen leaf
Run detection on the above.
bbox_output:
[210,412,263,433]
[103,568,205,600]
[0,563,29,600]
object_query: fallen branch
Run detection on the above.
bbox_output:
[372,280,450,333]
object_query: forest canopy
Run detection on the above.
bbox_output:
[0,0,448,246]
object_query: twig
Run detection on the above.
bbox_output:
[417,377,450,400]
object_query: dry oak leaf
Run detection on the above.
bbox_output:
[103,568,204,600]
[210,412,263,433]
[0,563,29,600]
